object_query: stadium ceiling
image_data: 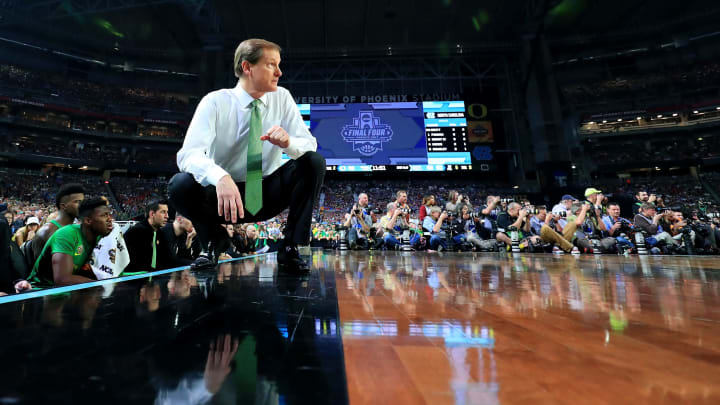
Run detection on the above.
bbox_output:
[1,0,719,60]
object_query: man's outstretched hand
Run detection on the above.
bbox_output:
[217,175,244,223]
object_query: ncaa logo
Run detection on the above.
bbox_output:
[341,111,393,156]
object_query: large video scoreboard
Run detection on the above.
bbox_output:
[284,101,472,172]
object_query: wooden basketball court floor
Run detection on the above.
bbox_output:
[1,249,719,404]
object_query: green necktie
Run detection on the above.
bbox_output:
[151,231,157,269]
[246,99,263,215]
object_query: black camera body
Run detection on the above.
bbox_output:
[615,218,633,234]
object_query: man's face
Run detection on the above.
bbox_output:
[246,226,257,239]
[508,206,520,217]
[637,192,648,202]
[358,194,368,207]
[179,217,194,233]
[641,207,656,217]
[88,205,113,237]
[149,204,169,228]
[563,199,573,209]
[608,205,620,218]
[4,212,13,223]
[61,193,85,218]
[246,48,282,93]
[536,210,547,221]
[397,193,407,205]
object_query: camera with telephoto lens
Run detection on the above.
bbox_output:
[614,218,633,234]
[400,206,411,215]
[554,211,567,218]
[500,198,514,203]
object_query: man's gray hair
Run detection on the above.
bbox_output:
[570,202,583,214]
[640,202,656,211]
[428,206,442,215]
[386,202,396,212]
[507,202,521,211]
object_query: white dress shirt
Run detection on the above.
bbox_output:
[177,83,317,186]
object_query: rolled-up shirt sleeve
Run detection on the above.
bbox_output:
[280,90,317,159]
[176,94,229,186]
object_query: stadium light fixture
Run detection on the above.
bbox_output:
[617,118,622,122]
[588,121,595,125]
[672,113,678,117]
[602,120,607,123]
[716,107,720,110]
[571,165,577,169]
[693,110,699,114]
[636,117,642,120]
[657,114,663,118]
[513,185,519,189]
[698,137,704,141]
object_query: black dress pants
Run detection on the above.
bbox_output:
[168,151,326,249]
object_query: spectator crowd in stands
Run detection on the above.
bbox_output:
[562,62,720,106]
[3,168,720,297]
[586,135,720,167]
[0,65,191,112]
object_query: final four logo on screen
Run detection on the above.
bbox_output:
[341,110,393,156]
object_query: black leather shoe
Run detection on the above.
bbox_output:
[191,256,215,269]
[207,233,232,265]
[277,244,309,273]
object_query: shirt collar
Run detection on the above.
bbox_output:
[233,81,269,108]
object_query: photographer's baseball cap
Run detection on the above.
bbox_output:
[561,194,578,201]
[26,216,40,226]
[584,188,602,197]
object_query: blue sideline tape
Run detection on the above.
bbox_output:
[0,252,271,305]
